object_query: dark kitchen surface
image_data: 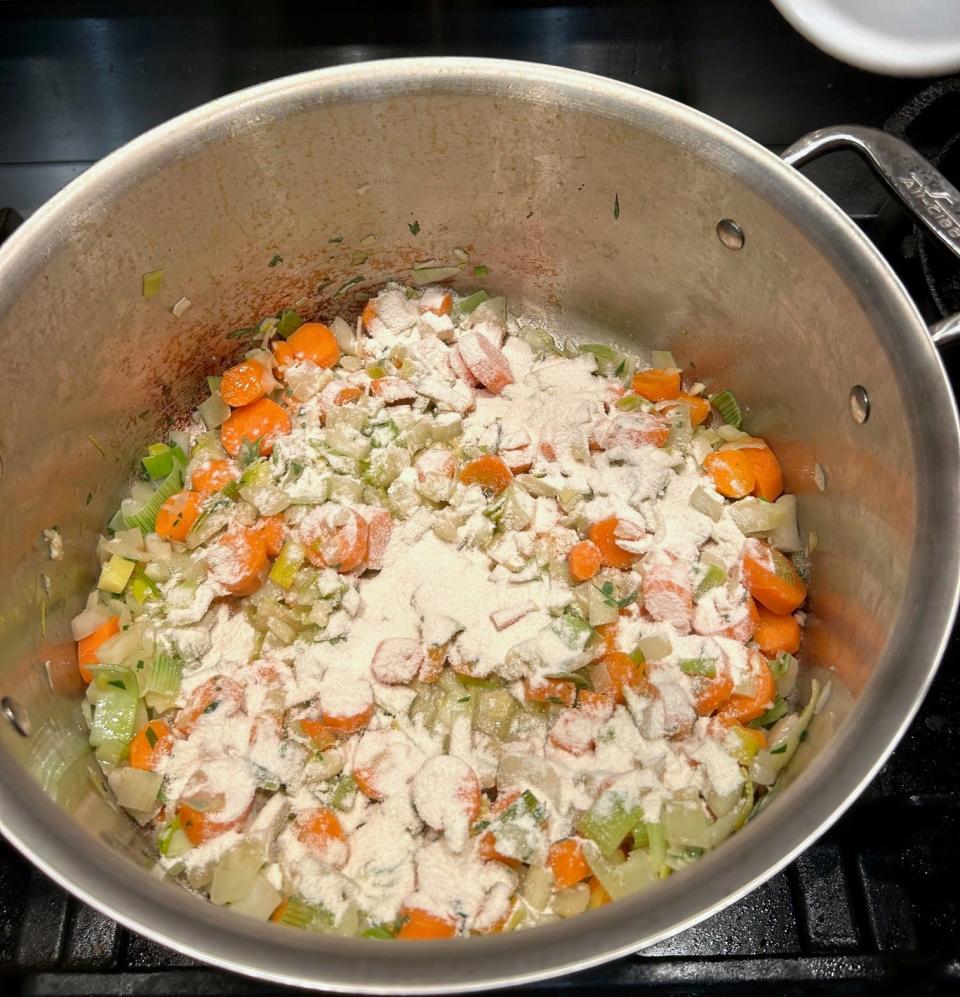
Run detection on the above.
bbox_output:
[1,2,959,995]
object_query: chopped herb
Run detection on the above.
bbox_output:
[615,358,626,376]
[228,325,259,340]
[770,743,788,755]
[145,726,158,748]
[546,671,591,690]
[88,435,106,458]
[750,694,788,729]
[85,492,93,506]
[800,728,809,742]
[350,251,368,266]
[136,660,145,670]
[473,264,489,278]
[617,590,638,609]
[679,658,717,678]
[629,646,646,664]
[107,679,126,690]
[472,819,490,833]
[203,700,220,715]
[408,220,420,235]
[613,193,620,220]
[316,279,333,295]
[268,254,283,267]
[362,924,396,940]
[457,696,471,703]
[237,437,263,469]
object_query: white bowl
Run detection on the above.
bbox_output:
[772,0,960,76]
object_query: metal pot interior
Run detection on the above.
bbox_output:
[0,59,956,992]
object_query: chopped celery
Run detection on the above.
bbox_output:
[131,567,159,605]
[729,496,788,535]
[108,766,162,811]
[769,651,797,681]
[147,653,182,699]
[276,309,303,339]
[98,555,135,594]
[277,895,333,931]
[95,739,129,765]
[750,694,788,729]
[694,563,726,600]
[331,774,357,811]
[709,389,743,429]
[518,326,560,356]
[585,846,657,900]
[89,685,138,747]
[410,265,460,287]
[579,343,624,376]
[269,541,306,589]
[549,613,595,652]
[728,725,764,765]
[689,485,724,522]
[615,393,652,412]
[577,792,645,856]
[646,822,668,876]
[451,289,488,320]
[198,393,231,430]
[472,688,519,739]
[679,657,717,678]
[141,443,175,480]
[124,462,184,533]
[362,924,396,940]
[473,264,489,278]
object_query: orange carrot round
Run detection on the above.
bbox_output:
[298,719,340,750]
[741,539,807,614]
[190,458,237,498]
[752,604,801,655]
[174,675,244,735]
[547,838,591,890]
[220,397,292,458]
[594,622,619,656]
[592,651,648,704]
[524,676,577,707]
[361,300,379,332]
[568,540,602,582]
[220,360,268,408]
[301,506,369,573]
[588,875,612,908]
[631,368,681,401]
[459,454,513,496]
[715,650,777,726]
[321,702,374,735]
[396,907,457,941]
[129,719,173,771]
[155,490,202,542]
[588,517,637,570]
[273,322,341,370]
[177,800,250,846]
[294,806,346,853]
[693,666,735,717]
[670,391,711,426]
[211,527,269,596]
[76,615,120,684]
[746,444,784,501]
[255,514,286,558]
[703,449,756,498]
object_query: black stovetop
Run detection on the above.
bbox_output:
[1,2,959,994]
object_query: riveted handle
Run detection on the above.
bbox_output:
[783,125,960,347]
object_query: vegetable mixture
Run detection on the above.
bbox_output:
[72,281,818,939]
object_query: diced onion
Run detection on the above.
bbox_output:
[210,840,265,906]
[689,485,724,522]
[229,873,282,920]
[521,865,553,912]
[70,605,112,641]
[108,767,162,811]
[768,494,802,553]
[651,350,678,369]
[198,394,231,431]
[729,497,788,535]
[636,634,672,661]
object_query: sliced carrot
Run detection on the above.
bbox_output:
[670,391,711,426]
[577,689,616,720]
[318,380,363,418]
[155,490,202,542]
[301,506,369,573]
[456,330,514,394]
[220,360,268,408]
[459,454,513,496]
[175,675,244,735]
[255,514,286,558]
[568,540,602,582]
[595,622,619,656]
[220,397,292,458]
[211,527,268,596]
[418,644,446,684]
[631,368,681,402]
[642,559,693,631]
[357,505,393,571]
[129,719,173,771]
[361,300,379,332]
[76,615,120,684]
[741,539,807,614]
[294,806,346,853]
[273,322,341,370]
[321,703,374,735]
[587,875,612,908]
[352,764,384,800]
[479,789,523,867]
[270,899,290,923]
[396,907,457,941]
[177,800,250,846]
[715,650,777,726]
[298,719,340,750]
[703,449,756,499]
[524,676,577,707]
[591,652,647,704]
[693,666,735,717]
[370,375,418,404]
[753,604,801,655]
[547,838,591,890]
[746,444,784,502]
[588,517,637,570]
[190,458,238,498]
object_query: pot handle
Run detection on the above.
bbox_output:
[782,125,960,347]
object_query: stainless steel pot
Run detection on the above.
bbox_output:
[0,58,957,993]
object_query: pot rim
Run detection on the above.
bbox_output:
[0,57,957,993]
